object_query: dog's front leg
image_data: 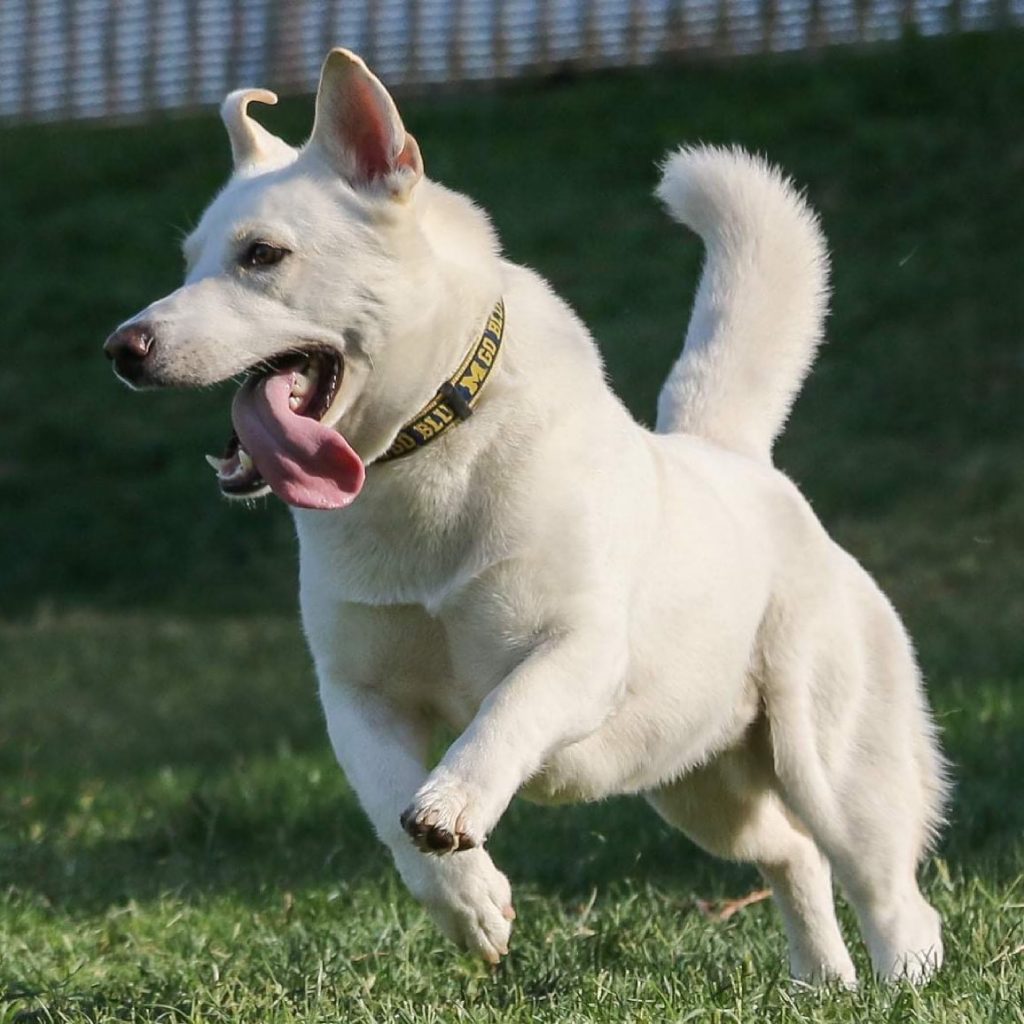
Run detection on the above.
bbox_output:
[401,627,626,853]
[319,679,515,962]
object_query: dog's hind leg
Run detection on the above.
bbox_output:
[762,574,947,983]
[646,723,857,985]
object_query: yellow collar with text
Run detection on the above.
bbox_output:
[376,298,505,464]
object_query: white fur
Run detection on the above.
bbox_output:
[655,146,830,462]
[114,53,948,984]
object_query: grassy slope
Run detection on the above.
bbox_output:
[1,30,1023,1022]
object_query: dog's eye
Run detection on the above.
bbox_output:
[241,241,289,268]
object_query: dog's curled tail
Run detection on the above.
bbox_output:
[655,146,829,463]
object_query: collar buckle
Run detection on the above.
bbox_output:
[437,381,473,420]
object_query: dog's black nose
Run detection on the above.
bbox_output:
[104,322,155,382]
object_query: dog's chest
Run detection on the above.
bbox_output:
[293,484,510,609]
[297,515,562,722]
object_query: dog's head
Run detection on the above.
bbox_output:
[104,49,500,510]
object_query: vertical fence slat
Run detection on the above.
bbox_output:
[580,0,601,68]
[448,0,467,80]
[900,0,917,33]
[260,1,278,98]
[946,0,963,31]
[491,0,508,77]
[761,0,779,52]
[184,0,201,107]
[22,0,39,119]
[57,0,74,120]
[626,0,643,64]
[142,0,160,113]
[103,0,122,115]
[809,0,826,49]
[535,0,554,72]
[364,0,380,76]
[406,0,421,84]
[224,0,245,90]
[664,0,690,57]
[713,0,731,56]
[274,0,306,94]
[319,0,333,66]
[854,0,871,44]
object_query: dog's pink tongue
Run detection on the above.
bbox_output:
[232,371,364,510]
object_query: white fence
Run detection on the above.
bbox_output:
[2,0,1022,122]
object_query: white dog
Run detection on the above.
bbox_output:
[105,49,948,984]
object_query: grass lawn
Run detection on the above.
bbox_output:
[2,29,1023,1023]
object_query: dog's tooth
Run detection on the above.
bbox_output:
[238,448,254,471]
[298,366,318,393]
[290,368,315,399]
[205,454,223,472]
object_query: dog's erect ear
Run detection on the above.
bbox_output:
[221,88,297,176]
[310,48,423,198]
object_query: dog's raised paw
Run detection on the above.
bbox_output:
[400,804,478,853]
[401,781,482,854]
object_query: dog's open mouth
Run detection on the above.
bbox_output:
[206,348,365,511]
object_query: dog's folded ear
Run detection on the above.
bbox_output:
[220,89,297,177]
[310,48,423,200]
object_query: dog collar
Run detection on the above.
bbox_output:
[376,298,506,463]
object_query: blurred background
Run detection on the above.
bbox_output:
[4,0,1024,121]
[1,3,1023,1021]
[6,0,1024,119]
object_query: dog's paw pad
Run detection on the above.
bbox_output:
[400,794,479,854]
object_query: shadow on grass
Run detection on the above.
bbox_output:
[2,614,1022,938]
[2,764,760,915]
[2,681,1020,925]
[2,616,1021,921]
[0,614,759,915]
